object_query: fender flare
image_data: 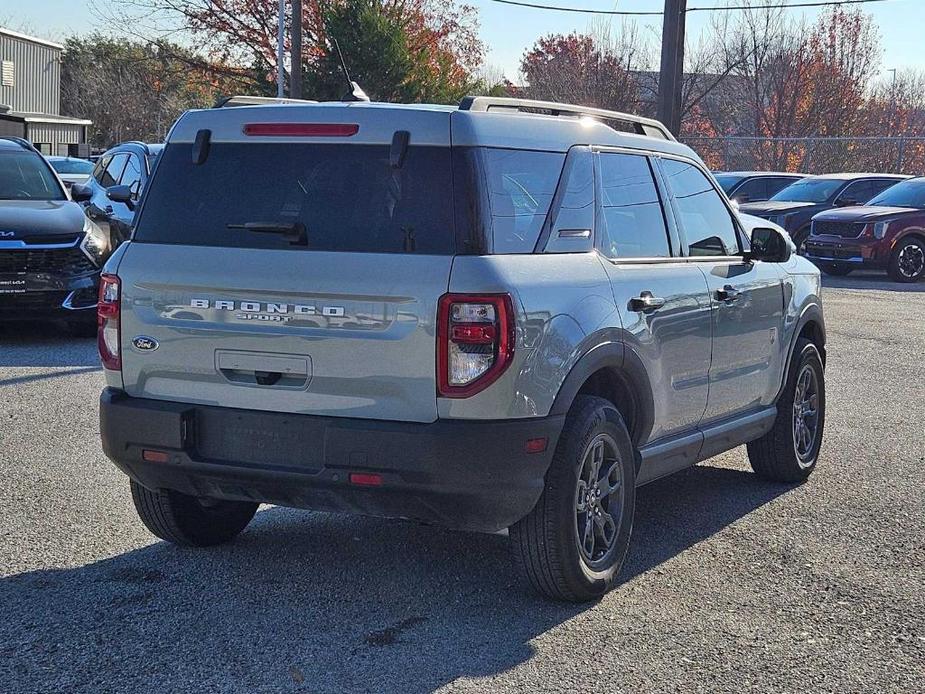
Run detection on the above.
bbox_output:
[549,341,656,445]
[777,302,826,400]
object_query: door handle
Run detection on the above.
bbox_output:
[715,285,741,303]
[628,291,666,313]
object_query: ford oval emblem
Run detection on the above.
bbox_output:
[132,336,159,352]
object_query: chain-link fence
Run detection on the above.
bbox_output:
[681,136,925,176]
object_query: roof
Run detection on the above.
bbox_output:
[806,172,910,180]
[0,136,32,151]
[170,100,698,161]
[716,171,806,178]
[0,27,64,51]
[0,111,92,126]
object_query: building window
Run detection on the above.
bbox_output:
[1,61,13,87]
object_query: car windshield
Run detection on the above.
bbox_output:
[0,150,65,201]
[714,174,745,194]
[867,179,925,209]
[770,178,843,203]
[49,158,94,175]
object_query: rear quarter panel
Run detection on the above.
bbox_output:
[439,253,619,420]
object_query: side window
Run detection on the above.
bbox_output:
[543,148,594,253]
[484,149,565,254]
[120,155,143,194]
[100,154,129,188]
[597,152,671,258]
[660,158,740,257]
[92,155,112,185]
[766,177,798,198]
[838,180,872,204]
[866,179,899,200]
[733,177,768,202]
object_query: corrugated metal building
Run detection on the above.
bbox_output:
[0,27,90,155]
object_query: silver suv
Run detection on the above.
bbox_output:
[98,97,826,602]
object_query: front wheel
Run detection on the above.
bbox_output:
[510,396,636,602]
[887,237,925,283]
[747,339,825,482]
[130,480,258,546]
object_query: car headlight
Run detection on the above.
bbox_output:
[873,222,889,239]
[80,217,110,266]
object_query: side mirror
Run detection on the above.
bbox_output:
[746,227,792,263]
[107,184,135,209]
[70,182,92,202]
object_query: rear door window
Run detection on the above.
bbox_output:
[597,152,671,258]
[134,143,457,254]
[660,158,741,256]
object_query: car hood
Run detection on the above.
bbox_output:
[812,205,922,223]
[738,200,820,215]
[0,200,86,240]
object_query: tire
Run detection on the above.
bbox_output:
[130,479,258,547]
[793,226,811,254]
[510,395,636,602]
[747,339,825,482]
[887,236,925,283]
[820,263,853,277]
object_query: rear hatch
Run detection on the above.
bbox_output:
[114,104,456,423]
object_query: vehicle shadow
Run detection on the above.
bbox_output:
[0,464,792,693]
[820,270,925,292]
[0,322,100,369]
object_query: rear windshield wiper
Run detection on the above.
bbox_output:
[227,221,307,246]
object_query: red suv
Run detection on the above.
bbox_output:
[805,177,925,283]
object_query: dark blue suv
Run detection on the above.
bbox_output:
[72,141,163,248]
[0,137,108,333]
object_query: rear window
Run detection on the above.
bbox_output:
[134,143,456,254]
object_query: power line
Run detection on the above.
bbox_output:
[487,0,895,17]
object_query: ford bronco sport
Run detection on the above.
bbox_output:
[98,97,827,602]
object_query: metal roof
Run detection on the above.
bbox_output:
[0,27,64,51]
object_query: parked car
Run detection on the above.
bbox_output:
[98,96,827,602]
[46,155,94,189]
[71,141,163,247]
[714,171,806,204]
[0,137,111,333]
[806,176,925,282]
[739,173,908,251]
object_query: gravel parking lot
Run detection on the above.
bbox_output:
[1,273,923,694]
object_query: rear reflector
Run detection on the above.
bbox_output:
[525,437,548,454]
[243,123,359,137]
[349,473,383,487]
[142,449,170,463]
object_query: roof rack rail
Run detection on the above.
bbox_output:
[213,95,319,108]
[458,96,674,141]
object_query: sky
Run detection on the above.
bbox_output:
[5,0,924,82]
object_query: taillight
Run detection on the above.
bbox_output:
[98,273,121,371]
[243,123,359,137]
[437,293,514,398]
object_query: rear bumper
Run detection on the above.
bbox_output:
[100,388,564,533]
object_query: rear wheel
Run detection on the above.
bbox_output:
[820,263,853,277]
[747,339,825,482]
[510,396,635,602]
[887,237,925,283]
[130,480,258,546]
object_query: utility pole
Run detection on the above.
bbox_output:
[657,0,687,136]
[276,0,286,97]
[291,0,303,99]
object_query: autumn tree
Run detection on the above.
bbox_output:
[97,0,484,101]
[60,34,240,147]
[519,25,644,114]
